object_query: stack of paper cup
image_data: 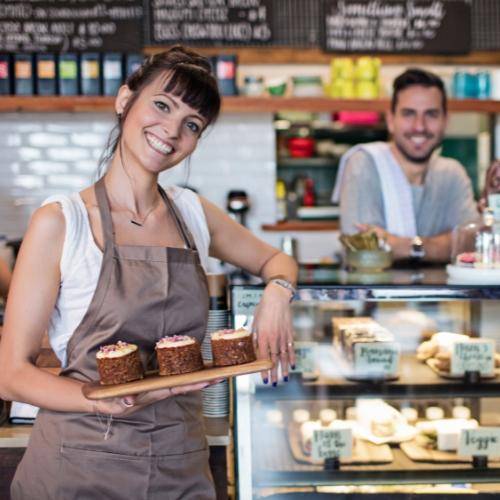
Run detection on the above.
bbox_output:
[202,308,230,418]
[491,69,500,100]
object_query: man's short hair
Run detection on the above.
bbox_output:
[391,68,447,114]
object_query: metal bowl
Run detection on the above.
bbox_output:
[345,249,393,272]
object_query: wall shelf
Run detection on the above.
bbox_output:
[0,96,499,114]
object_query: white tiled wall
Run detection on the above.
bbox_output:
[0,112,278,244]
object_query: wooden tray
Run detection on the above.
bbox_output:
[82,359,272,400]
[426,358,499,380]
[401,438,500,463]
[287,422,393,465]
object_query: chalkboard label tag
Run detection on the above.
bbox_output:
[312,428,352,461]
[291,341,315,374]
[459,427,500,457]
[232,288,263,316]
[354,342,399,378]
[451,340,495,377]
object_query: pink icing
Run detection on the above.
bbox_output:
[98,340,131,354]
[157,335,192,344]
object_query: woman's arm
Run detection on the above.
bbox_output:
[200,197,298,385]
[0,203,213,416]
[0,203,94,411]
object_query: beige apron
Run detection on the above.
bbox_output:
[12,178,215,500]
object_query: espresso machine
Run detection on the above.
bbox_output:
[225,190,251,283]
[226,190,250,227]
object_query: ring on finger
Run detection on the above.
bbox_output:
[121,398,134,408]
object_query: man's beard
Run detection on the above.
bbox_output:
[394,135,443,164]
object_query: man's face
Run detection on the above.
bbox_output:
[387,85,447,164]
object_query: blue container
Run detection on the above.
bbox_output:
[453,72,468,98]
[476,72,491,99]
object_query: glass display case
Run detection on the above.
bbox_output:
[231,268,500,499]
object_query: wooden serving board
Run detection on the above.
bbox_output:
[82,359,272,400]
[401,439,500,463]
[287,422,393,465]
[426,358,499,380]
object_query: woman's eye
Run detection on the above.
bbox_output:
[186,121,200,133]
[154,101,169,111]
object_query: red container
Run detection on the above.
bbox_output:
[287,137,315,158]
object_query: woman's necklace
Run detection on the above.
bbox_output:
[129,197,161,227]
[118,146,161,228]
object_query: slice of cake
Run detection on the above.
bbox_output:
[211,328,256,367]
[96,341,144,385]
[156,335,204,376]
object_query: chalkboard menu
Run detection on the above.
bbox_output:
[0,0,143,53]
[322,0,471,54]
[146,0,273,46]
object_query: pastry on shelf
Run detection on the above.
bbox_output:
[415,418,478,451]
[416,331,500,374]
[332,317,379,346]
[355,399,416,444]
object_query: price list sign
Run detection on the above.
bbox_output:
[0,0,143,52]
[451,339,495,377]
[354,342,399,378]
[312,428,352,462]
[322,0,471,54]
[459,428,500,457]
[146,0,273,45]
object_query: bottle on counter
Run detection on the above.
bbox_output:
[275,179,287,222]
[478,160,500,219]
[302,178,316,207]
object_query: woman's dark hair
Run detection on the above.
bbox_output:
[391,68,447,114]
[98,45,221,175]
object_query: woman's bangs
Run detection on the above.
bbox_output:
[163,67,220,124]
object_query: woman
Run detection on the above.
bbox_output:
[0,46,297,499]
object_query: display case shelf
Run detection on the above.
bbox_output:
[0,96,499,114]
[254,355,500,401]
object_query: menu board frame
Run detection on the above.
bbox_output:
[321,0,472,55]
[0,0,144,53]
[145,0,273,46]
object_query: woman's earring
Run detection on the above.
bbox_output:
[117,112,122,121]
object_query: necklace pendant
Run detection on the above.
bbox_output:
[130,220,143,227]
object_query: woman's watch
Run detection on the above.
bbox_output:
[268,278,297,302]
[410,236,425,260]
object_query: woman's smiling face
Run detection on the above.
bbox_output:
[116,73,207,175]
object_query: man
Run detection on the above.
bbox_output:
[332,68,478,262]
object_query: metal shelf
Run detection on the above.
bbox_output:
[255,354,500,400]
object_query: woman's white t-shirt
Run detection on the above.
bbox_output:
[42,186,211,367]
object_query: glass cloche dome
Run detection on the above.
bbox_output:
[451,209,500,269]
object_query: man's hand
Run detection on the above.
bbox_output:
[356,223,412,260]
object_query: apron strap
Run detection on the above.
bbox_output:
[158,185,197,251]
[95,177,116,247]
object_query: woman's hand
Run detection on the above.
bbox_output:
[252,282,295,386]
[90,378,224,416]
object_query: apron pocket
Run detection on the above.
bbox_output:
[59,447,148,500]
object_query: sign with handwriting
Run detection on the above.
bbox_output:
[312,428,352,461]
[354,342,399,378]
[0,1,143,52]
[291,341,315,374]
[322,0,471,54]
[146,0,273,45]
[232,288,262,316]
[459,428,500,457]
[451,340,495,377]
